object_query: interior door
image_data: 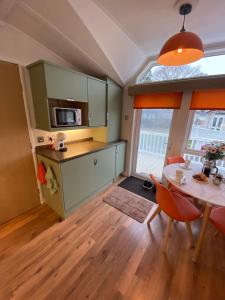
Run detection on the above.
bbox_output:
[134,109,174,179]
[0,60,40,224]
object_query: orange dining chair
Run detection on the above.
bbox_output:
[147,175,162,224]
[147,174,201,253]
[209,207,225,235]
[167,156,185,165]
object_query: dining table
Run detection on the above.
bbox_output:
[163,162,225,262]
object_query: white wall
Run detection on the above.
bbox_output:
[0,23,74,69]
[121,85,135,176]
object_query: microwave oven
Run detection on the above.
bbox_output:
[50,107,82,127]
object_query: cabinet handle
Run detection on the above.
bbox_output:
[66,97,75,101]
[94,159,97,165]
[107,112,109,121]
[89,113,91,121]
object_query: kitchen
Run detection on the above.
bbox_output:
[1,1,225,299]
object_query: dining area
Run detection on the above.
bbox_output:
[147,146,225,262]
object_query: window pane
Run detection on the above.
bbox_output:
[139,54,225,83]
[187,110,225,151]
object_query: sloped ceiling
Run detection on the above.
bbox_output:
[1,0,225,85]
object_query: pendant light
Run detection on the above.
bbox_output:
[157,3,204,66]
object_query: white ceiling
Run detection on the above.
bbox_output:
[1,0,225,85]
[94,0,225,55]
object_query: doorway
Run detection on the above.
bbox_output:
[0,60,40,224]
[133,109,174,179]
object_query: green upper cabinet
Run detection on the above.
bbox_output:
[88,77,106,127]
[106,80,123,142]
[44,64,87,102]
[28,61,89,131]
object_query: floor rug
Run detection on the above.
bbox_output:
[118,176,156,203]
[103,186,153,223]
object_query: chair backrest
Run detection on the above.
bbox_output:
[150,174,180,220]
[167,156,185,165]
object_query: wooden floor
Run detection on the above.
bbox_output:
[0,185,225,300]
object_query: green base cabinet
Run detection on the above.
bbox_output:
[115,142,126,178]
[36,155,65,219]
[37,146,116,219]
[61,147,115,213]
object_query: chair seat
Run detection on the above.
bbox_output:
[210,207,225,234]
[170,191,201,222]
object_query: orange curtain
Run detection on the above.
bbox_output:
[134,92,182,109]
[190,89,225,110]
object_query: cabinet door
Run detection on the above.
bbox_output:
[115,143,126,177]
[107,83,122,142]
[88,78,106,127]
[44,64,88,101]
[91,147,115,189]
[61,147,115,211]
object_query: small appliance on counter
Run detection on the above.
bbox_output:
[53,132,67,151]
[50,107,82,127]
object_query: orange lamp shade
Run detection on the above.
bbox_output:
[158,31,204,66]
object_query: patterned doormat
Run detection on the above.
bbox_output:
[103,186,153,223]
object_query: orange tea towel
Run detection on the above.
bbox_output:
[37,162,47,184]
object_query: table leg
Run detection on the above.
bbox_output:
[193,204,212,262]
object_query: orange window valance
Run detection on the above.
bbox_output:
[134,92,183,109]
[190,89,225,110]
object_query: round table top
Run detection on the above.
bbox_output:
[163,163,225,207]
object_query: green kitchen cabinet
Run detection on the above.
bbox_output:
[115,142,126,177]
[28,61,88,131]
[61,147,115,213]
[44,63,88,101]
[37,146,116,219]
[88,78,106,127]
[106,80,123,142]
[36,155,65,219]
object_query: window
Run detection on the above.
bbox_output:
[138,54,225,84]
[184,110,225,167]
[211,116,224,131]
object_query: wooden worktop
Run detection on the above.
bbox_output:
[36,139,126,163]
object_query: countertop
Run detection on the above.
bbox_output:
[36,139,126,163]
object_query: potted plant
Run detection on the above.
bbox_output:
[201,142,225,176]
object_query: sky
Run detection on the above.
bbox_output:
[186,54,225,75]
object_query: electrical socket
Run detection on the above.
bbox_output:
[37,136,44,143]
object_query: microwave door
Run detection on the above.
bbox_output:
[66,110,76,125]
[56,109,75,126]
